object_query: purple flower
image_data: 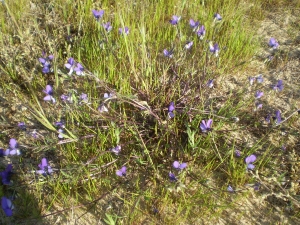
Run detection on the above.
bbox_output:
[168,102,175,118]
[227,185,234,192]
[0,164,13,185]
[74,63,84,76]
[103,22,112,32]
[169,15,180,25]
[185,41,193,50]
[163,49,173,58]
[272,80,283,91]
[214,13,222,21]
[269,38,279,49]
[98,104,109,113]
[61,94,73,103]
[116,166,126,177]
[92,9,104,20]
[253,182,260,191]
[43,85,56,103]
[200,119,213,133]
[37,158,53,176]
[255,91,264,99]
[255,103,263,110]
[196,25,206,40]
[58,128,64,139]
[55,120,65,128]
[65,57,76,75]
[256,74,263,83]
[39,53,53,74]
[79,93,88,102]
[111,145,121,155]
[169,172,177,181]
[189,19,199,30]
[5,139,20,156]
[104,93,114,99]
[209,42,219,57]
[207,79,214,88]
[235,150,241,157]
[173,161,187,170]
[245,154,256,170]
[18,122,26,130]
[118,27,129,35]
[249,77,255,85]
[31,130,38,139]
[275,110,282,124]
[1,197,14,217]
[42,63,51,73]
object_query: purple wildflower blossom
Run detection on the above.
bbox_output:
[207,79,214,88]
[163,49,173,58]
[168,102,175,118]
[37,158,53,176]
[31,130,38,139]
[61,94,73,103]
[214,13,222,21]
[269,38,279,49]
[185,41,193,50]
[255,91,264,99]
[272,80,283,91]
[253,182,261,191]
[118,27,129,35]
[92,9,104,20]
[256,74,263,83]
[169,15,180,25]
[5,139,20,156]
[79,93,88,102]
[43,85,56,103]
[249,77,255,85]
[173,161,187,170]
[18,122,26,130]
[58,128,64,139]
[39,53,53,74]
[116,166,126,177]
[250,75,263,85]
[196,25,206,40]
[227,185,234,192]
[0,164,13,185]
[65,57,76,75]
[245,154,256,170]
[98,104,108,113]
[235,150,241,157]
[169,172,177,182]
[265,114,271,123]
[255,103,263,110]
[200,119,213,133]
[104,93,114,99]
[189,19,199,30]
[111,145,121,155]
[209,42,220,57]
[103,22,112,32]
[1,197,14,217]
[55,120,65,128]
[275,110,282,124]
[74,63,84,76]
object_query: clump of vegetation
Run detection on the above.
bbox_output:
[0,0,299,224]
